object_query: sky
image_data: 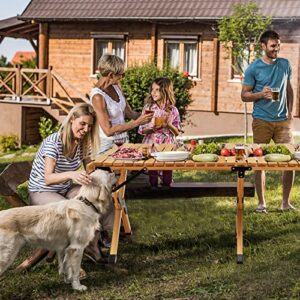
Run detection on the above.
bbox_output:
[0,0,33,62]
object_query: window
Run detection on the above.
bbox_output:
[232,45,255,79]
[164,35,200,77]
[91,33,127,74]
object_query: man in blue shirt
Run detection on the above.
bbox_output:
[241,30,296,213]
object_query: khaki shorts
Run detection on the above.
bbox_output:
[252,118,293,144]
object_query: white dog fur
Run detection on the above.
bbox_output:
[0,169,117,291]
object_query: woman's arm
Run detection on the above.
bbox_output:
[92,94,153,136]
[125,99,141,120]
[44,156,92,186]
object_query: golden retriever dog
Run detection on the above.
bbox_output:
[0,169,117,291]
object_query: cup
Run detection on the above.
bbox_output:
[234,144,246,160]
[154,116,166,128]
[271,87,280,101]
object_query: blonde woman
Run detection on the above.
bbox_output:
[23,103,102,277]
[91,54,153,153]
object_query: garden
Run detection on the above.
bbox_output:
[0,136,299,299]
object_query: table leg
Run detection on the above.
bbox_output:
[109,170,132,263]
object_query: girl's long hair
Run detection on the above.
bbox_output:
[59,103,100,159]
[145,77,176,112]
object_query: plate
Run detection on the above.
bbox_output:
[152,151,190,161]
[294,151,300,159]
[110,155,145,161]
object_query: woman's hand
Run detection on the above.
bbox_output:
[136,112,154,126]
[71,170,92,185]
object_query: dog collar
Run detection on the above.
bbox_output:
[78,196,100,214]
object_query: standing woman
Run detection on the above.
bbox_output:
[90,54,153,153]
[19,103,101,275]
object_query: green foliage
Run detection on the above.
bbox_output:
[0,134,19,152]
[0,55,12,67]
[120,62,194,142]
[192,142,221,155]
[218,2,272,74]
[21,57,37,68]
[38,117,60,140]
[262,144,291,155]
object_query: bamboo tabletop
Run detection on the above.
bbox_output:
[86,143,300,172]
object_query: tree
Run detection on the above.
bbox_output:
[218,2,272,142]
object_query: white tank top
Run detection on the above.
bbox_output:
[90,85,129,153]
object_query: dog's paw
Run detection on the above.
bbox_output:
[72,283,87,291]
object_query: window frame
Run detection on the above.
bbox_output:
[161,34,201,79]
[90,32,128,75]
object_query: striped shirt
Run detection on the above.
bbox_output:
[28,132,84,194]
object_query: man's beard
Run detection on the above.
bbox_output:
[266,51,278,60]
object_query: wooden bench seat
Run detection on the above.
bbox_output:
[125,181,255,199]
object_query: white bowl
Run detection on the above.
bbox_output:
[294,151,300,159]
[152,151,190,161]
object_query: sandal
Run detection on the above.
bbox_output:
[255,206,267,213]
[280,204,299,212]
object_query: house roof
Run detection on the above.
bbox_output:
[0,17,38,40]
[11,51,36,64]
[19,0,300,21]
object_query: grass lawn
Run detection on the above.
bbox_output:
[0,138,300,299]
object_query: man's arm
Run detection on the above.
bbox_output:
[241,85,272,102]
[287,80,294,120]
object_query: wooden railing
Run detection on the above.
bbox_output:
[0,66,89,113]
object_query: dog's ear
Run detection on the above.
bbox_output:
[109,173,118,186]
[99,184,111,201]
[67,208,80,221]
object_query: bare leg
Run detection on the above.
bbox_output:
[281,171,295,209]
[255,170,266,208]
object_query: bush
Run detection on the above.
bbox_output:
[0,134,19,152]
[39,117,60,140]
[120,62,194,143]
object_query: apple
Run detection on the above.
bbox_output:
[220,148,230,156]
[253,147,263,156]
[230,149,236,156]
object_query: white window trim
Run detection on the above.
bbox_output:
[90,32,128,76]
[162,34,201,79]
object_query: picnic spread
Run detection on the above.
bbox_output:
[86,142,300,264]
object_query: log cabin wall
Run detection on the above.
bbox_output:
[45,20,300,136]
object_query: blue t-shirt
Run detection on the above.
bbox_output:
[243,58,292,122]
[28,132,84,194]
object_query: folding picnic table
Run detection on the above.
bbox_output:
[86,143,299,264]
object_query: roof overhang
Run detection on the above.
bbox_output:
[0,16,39,40]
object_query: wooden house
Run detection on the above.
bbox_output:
[1,0,300,144]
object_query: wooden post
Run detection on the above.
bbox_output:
[211,38,220,114]
[38,23,48,93]
[15,64,21,101]
[151,24,157,63]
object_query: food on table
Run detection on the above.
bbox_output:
[262,144,291,155]
[192,154,219,162]
[192,143,221,155]
[111,147,144,159]
[220,147,230,156]
[264,154,291,162]
[253,147,263,156]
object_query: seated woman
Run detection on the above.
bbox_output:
[19,103,103,277]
